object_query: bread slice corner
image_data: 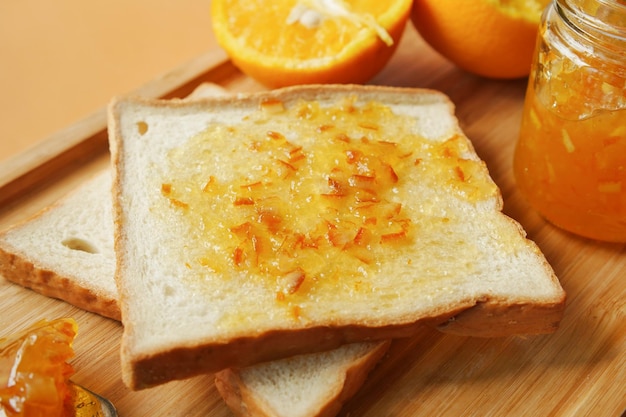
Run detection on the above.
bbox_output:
[0,171,120,320]
[214,340,390,417]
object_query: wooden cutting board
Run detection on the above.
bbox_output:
[0,26,624,417]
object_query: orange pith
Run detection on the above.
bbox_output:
[0,318,77,417]
[211,0,413,87]
[411,0,550,79]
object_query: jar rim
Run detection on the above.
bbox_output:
[556,0,626,42]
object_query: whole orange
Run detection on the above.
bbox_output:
[411,0,550,79]
[211,0,413,88]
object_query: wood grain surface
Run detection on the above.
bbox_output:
[0,25,624,417]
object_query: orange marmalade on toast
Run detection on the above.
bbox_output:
[161,97,497,302]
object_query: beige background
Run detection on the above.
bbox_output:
[0,0,216,162]
[0,3,625,414]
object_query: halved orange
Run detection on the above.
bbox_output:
[411,0,550,79]
[211,0,413,87]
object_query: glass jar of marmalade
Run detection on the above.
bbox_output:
[514,0,626,242]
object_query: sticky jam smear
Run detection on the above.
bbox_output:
[162,97,494,300]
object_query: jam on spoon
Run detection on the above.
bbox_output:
[0,318,117,417]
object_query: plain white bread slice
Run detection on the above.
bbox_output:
[0,171,119,320]
[108,84,566,390]
[215,340,390,417]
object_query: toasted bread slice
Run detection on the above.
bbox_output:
[109,85,565,390]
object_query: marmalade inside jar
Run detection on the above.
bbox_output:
[514,3,626,242]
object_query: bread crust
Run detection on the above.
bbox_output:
[438,297,566,337]
[121,291,567,390]
[0,243,120,321]
[122,316,445,390]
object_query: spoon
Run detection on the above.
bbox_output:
[72,383,117,417]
